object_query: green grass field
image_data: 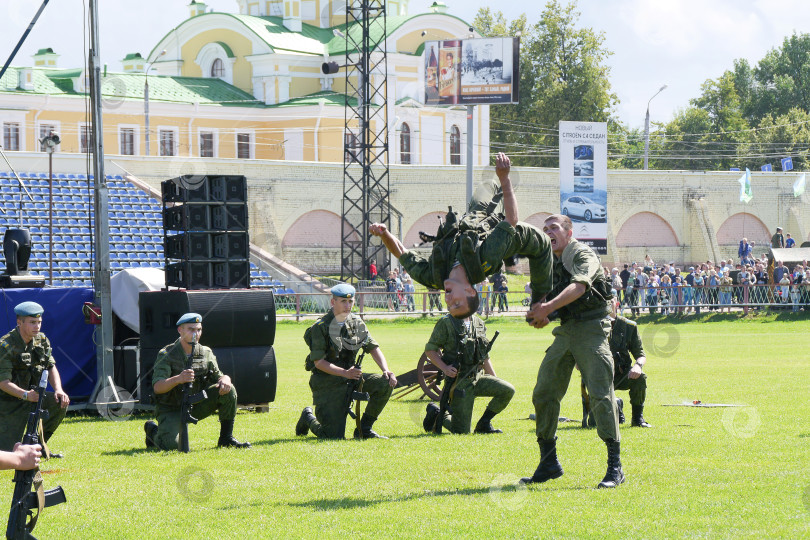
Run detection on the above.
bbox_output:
[5,315,810,539]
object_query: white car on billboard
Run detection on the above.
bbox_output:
[561,195,606,222]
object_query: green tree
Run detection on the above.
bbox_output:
[473,1,618,167]
[663,32,810,171]
[659,73,751,170]
[745,108,810,171]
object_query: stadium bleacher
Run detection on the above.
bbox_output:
[0,172,281,291]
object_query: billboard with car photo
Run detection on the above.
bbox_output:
[558,121,608,255]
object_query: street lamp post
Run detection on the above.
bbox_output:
[643,84,667,170]
[144,50,166,156]
[42,132,60,285]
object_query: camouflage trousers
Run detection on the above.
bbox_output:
[308,371,392,439]
[0,392,66,451]
[532,317,620,442]
[154,384,237,451]
[440,374,514,433]
[614,372,647,407]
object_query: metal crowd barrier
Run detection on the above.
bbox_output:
[272,289,534,320]
[615,283,810,315]
[271,283,810,320]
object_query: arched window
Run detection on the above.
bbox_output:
[450,125,461,165]
[211,58,225,78]
[400,123,411,164]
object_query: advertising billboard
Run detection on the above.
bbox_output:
[558,121,608,255]
[424,37,519,106]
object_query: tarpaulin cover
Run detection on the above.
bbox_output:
[0,287,96,398]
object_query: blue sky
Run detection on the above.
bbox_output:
[2,0,809,129]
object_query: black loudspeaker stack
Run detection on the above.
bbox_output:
[162,175,250,289]
[137,289,277,406]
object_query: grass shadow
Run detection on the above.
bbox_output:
[285,482,593,511]
[285,486,494,510]
[101,447,158,456]
[248,437,304,447]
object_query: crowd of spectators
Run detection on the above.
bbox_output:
[608,244,810,316]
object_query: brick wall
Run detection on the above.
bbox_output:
[35,153,809,271]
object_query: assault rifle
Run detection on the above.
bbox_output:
[179,333,207,453]
[6,369,66,540]
[433,330,499,434]
[343,350,369,439]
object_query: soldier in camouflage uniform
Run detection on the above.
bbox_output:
[370,153,552,319]
[422,314,514,434]
[296,284,397,440]
[0,302,69,453]
[521,214,625,489]
[144,313,250,451]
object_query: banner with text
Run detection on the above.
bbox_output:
[423,37,519,106]
[558,121,608,255]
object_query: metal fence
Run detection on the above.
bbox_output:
[271,283,810,320]
[616,283,810,315]
[272,288,533,320]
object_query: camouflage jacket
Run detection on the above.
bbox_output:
[0,328,54,401]
[152,338,223,410]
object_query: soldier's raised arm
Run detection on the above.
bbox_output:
[495,152,517,227]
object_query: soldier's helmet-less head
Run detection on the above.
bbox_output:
[444,263,480,319]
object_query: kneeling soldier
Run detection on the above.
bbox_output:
[608,314,651,428]
[422,311,514,434]
[145,313,250,450]
[0,302,69,454]
[581,314,651,428]
[297,284,397,439]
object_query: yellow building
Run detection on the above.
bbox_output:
[0,0,489,167]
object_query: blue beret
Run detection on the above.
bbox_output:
[331,284,356,298]
[176,312,202,326]
[14,302,44,317]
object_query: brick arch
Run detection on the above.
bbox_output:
[282,210,358,248]
[615,212,679,247]
[524,212,552,229]
[404,212,445,247]
[716,213,770,245]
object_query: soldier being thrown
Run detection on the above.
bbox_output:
[144,313,250,450]
[296,284,397,439]
[369,152,552,319]
[422,312,514,434]
[0,302,69,455]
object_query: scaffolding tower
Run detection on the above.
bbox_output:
[339,0,391,282]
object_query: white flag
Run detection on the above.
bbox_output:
[793,173,806,197]
[738,168,752,203]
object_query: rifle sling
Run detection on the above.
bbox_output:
[355,378,364,439]
[22,469,46,534]
[38,418,53,460]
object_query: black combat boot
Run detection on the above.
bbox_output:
[597,439,625,489]
[353,413,388,439]
[631,405,651,428]
[144,420,158,449]
[423,403,440,432]
[296,406,316,436]
[217,420,251,448]
[520,437,563,484]
[474,408,503,434]
[616,397,625,424]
